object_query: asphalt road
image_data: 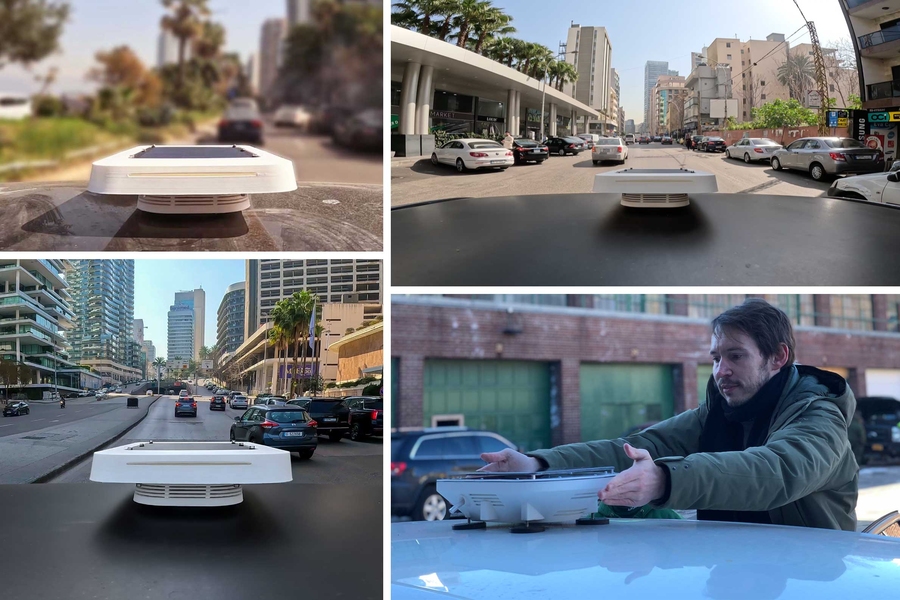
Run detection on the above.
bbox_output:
[390,141,832,206]
[49,384,382,486]
[0,117,383,251]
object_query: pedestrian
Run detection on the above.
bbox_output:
[685,135,692,150]
[502,131,514,150]
[480,298,859,531]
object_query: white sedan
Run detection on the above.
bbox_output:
[431,138,513,172]
[827,162,900,206]
[592,137,628,165]
[273,105,312,128]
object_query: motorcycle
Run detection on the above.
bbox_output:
[60,398,66,409]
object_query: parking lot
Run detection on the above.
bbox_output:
[391,141,834,206]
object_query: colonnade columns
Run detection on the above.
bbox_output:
[415,65,434,135]
[549,103,558,136]
[570,109,578,135]
[506,89,516,135]
[399,62,421,135]
[512,91,521,136]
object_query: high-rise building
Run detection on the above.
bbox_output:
[625,119,635,134]
[142,340,156,373]
[287,0,312,26]
[168,289,205,361]
[133,319,144,346]
[563,24,613,134]
[217,282,246,354]
[67,260,140,384]
[644,61,670,126]
[259,18,287,98]
[245,259,382,339]
[651,75,687,136]
[246,53,260,95]
[157,29,189,69]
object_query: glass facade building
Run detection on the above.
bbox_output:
[217,282,246,354]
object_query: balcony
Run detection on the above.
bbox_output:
[858,26,900,58]
[865,79,900,108]
[847,0,900,19]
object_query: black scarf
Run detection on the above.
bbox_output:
[697,366,792,525]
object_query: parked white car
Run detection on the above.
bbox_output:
[230,394,249,409]
[592,137,628,165]
[274,105,311,128]
[725,137,782,163]
[827,161,900,206]
[431,138,514,172]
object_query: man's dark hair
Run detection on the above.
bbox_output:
[711,299,796,365]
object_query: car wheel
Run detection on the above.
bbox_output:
[430,153,439,166]
[771,157,782,171]
[592,160,599,165]
[455,158,466,173]
[328,431,343,442]
[744,153,751,164]
[229,429,235,441]
[415,485,448,522]
[350,423,362,441]
[24,408,29,415]
[296,449,315,460]
[558,149,566,156]
[810,163,826,181]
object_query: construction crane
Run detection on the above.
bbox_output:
[793,0,829,135]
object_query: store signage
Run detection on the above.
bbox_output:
[867,111,900,123]
[390,114,399,128]
[477,116,502,122]
[430,110,471,120]
[827,110,849,128]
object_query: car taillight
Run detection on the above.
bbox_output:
[260,419,278,429]
[391,462,407,477]
[568,144,574,148]
[469,152,488,158]
[617,146,623,152]
[307,419,317,428]
[251,119,263,128]
[505,151,512,156]
[191,402,197,408]
[541,146,548,152]
[754,148,764,153]
[218,119,229,128]
[371,410,379,420]
[829,152,846,161]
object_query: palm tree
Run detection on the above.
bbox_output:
[192,20,224,60]
[777,51,816,102]
[268,324,290,395]
[450,0,491,48]
[468,7,514,54]
[392,0,454,37]
[160,0,210,91]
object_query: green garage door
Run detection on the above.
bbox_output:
[580,364,675,442]
[424,359,551,452]
[697,364,713,407]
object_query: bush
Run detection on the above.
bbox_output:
[33,96,65,118]
[362,383,381,396]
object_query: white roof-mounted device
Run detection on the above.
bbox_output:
[87,145,297,214]
[437,467,616,533]
[89,441,293,507]
[593,167,717,207]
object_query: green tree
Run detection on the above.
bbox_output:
[0,0,70,70]
[750,98,818,128]
[160,0,210,93]
[847,94,862,110]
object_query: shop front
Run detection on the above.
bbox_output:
[850,108,900,169]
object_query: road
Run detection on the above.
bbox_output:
[391,141,831,206]
[48,383,382,486]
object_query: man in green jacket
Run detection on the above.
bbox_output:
[480,299,859,531]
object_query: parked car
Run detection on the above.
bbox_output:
[346,396,383,440]
[701,136,726,152]
[690,134,704,149]
[543,136,584,156]
[230,394,249,410]
[217,105,264,144]
[638,135,651,144]
[304,398,352,442]
[145,390,153,396]
[255,395,287,406]
[273,104,311,128]
[771,137,885,181]
[174,396,197,417]
[179,390,190,399]
[511,138,549,165]
[576,133,600,149]
[624,133,635,145]
[210,394,226,411]
[309,104,352,135]
[230,405,317,459]
[430,138,513,172]
[651,135,662,142]
[591,137,628,165]
[332,107,381,151]
[391,427,517,521]
[661,136,673,145]
[3,401,30,417]
[725,137,782,163]
[857,396,900,464]
[827,161,900,205]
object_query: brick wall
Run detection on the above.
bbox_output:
[392,301,900,440]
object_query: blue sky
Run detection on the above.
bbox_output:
[134,259,245,359]
[0,0,286,94]
[396,0,855,124]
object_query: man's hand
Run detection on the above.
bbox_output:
[597,443,665,507]
[478,448,542,473]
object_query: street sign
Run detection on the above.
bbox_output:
[390,114,399,129]
[827,110,850,128]
[201,360,213,371]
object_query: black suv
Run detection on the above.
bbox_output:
[391,428,516,521]
[346,396,383,440]
[210,394,226,411]
[305,398,351,442]
[859,397,900,463]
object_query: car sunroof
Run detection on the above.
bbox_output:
[130,146,258,159]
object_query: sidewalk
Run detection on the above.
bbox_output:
[0,395,160,484]
[392,155,427,168]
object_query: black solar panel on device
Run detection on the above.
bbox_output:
[131,146,258,159]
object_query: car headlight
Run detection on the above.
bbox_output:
[892,426,900,443]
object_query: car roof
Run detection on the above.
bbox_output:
[391,519,900,597]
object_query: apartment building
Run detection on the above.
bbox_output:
[792,41,860,109]
[563,25,613,133]
[684,63,733,133]
[167,303,194,362]
[841,0,900,109]
[644,61,671,126]
[259,18,287,98]
[650,75,687,136]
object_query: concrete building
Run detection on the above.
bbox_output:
[736,35,790,120]
[244,259,382,339]
[328,321,383,387]
[141,340,156,373]
[286,0,311,26]
[650,75,687,136]
[168,289,205,361]
[684,63,734,134]
[563,25,614,134]
[624,119,635,134]
[840,0,900,110]
[133,319,144,346]
[644,61,670,126]
[217,282,245,354]
[67,260,140,385]
[259,18,287,98]
[792,41,860,109]
[393,294,900,450]
[390,25,598,143]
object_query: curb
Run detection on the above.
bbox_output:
[392,157,427,168]
[30,395,162,484]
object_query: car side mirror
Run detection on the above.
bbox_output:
[888,172,900,183]
[234,416,241,422]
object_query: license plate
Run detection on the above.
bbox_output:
[872,443,884,451]
[490,160,506,164]
[284,431,304,437]
[530,150,541,154]
[856,155,873,160]
[323,417,337,422]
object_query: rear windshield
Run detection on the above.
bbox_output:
[515,139,538,147]
[708,137,724,141]
[467,141,502,149]
[225,107,259,120]
[824,138,866,149]
[595,139,622,145]
[267,410,310,423]
[309,400,340,412]
[750,138,779,145]
[362,400,383,410]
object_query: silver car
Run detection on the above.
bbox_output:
[770,137,885,181]
[725,138,782,163]
[230,394,249,409]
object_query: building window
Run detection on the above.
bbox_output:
[761,94,767,100]
[726,42,731,48]
[830,84,835,92]
[760,81,766,86]
[727,54,732,60]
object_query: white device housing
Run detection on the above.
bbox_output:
[437,468,615,524]
[87,145,297,214]
[593,167,718,207]
[90,441,293,507]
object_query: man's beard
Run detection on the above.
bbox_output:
[717,361,772,407]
